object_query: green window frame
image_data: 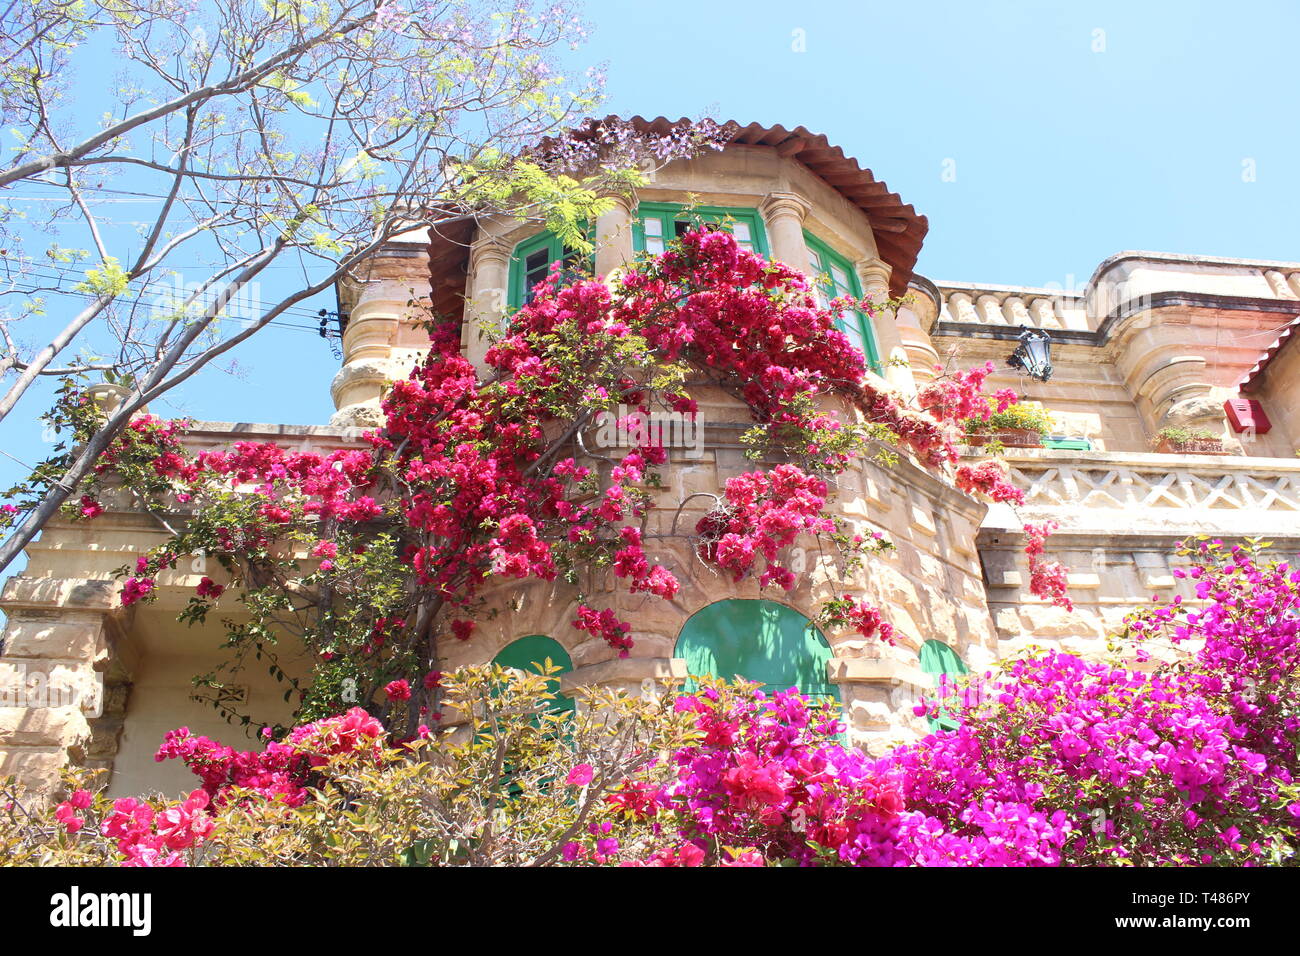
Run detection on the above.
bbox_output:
[918,639,969,732]
[507,231,593,309]
[632,202,770,258]
[675,599,838,702]
[803,231,881,374]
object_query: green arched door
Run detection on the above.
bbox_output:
[918,639,968,731]
[492,634,575,715]
[675,600,838,701]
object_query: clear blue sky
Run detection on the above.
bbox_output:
[2,0,1298,503]
[584,0,1299,288]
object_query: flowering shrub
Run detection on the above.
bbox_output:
[962,396,1054,437]
[6,540,1296,867]
[1,665,698,867]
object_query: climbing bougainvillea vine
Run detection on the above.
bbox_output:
[71,226,1063,733]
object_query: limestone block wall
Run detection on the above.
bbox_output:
[0,423,365,797]
[976,448,1300,661]
[931,252,1300,456]
[0,577,127,796]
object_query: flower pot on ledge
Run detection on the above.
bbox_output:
[1155,438,1228,456]
[965,428,1044,449]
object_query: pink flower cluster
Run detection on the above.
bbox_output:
[1024,521,1072,610]
[572,604,633,656]
[697,464,834,587]
[101,790,214,867]
[955,460,1025,505]
[55,788,215,867]
[917,361,1014,424]
[156,707,388,806]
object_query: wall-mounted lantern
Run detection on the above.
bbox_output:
[1008,326,1053,382]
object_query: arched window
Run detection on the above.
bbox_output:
[675,599,837,701]
[633,202,769,257]
[491,634,575,715]
[508,232,592,308]
[803,231,881,373]
[918,639,969,731]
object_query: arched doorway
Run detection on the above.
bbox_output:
[674,599,838,701]
[491,634,575,715]
[918,638,969,731]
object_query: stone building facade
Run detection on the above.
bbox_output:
[4,117,1300,797]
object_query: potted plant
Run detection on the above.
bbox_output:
[1151,426,1227,455]
[964,399,1053,449]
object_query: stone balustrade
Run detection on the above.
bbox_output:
[937,283,1092,332]
[983,448,1300,537]
[973,448,1300,662]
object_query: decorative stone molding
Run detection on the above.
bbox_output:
[975,293,1006,325]
[558,656,688,695]
[1264,270,1298,299]
[827,657,929,691]
[935,284,1090,332]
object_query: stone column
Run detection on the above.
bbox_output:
[463,235,512,373]
[329,244,431,427]
[758,192,813,270]
[330,281,407,428]
[895,293,941,390]
[594,193,636,278]
[0,577,128,798]
[856,257,915,394]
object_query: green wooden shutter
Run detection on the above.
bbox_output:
[918,639,969,731]
[508,232,593,308]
